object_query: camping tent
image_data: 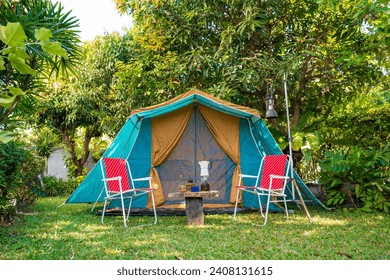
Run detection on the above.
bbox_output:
[66,89,323,210]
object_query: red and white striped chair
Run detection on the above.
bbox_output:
[100,158,157,227]
[234,154,291,225]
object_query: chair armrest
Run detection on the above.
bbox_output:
[236,186,256,189]
[238,174,257,179]
[258,188,288,197]
[135,188,156,191]
[102,176,121,182]
[132,177,152,182]
[270,175,290,180]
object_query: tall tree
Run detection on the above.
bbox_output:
[36,33,133,176]
[113,0,387,127]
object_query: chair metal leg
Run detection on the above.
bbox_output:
[233,189,241,221]
[119,193,127,228]
[284,197,289,221]
[101,199,108,224]
[263,192,272,226]
[126,197,133,221]
[151,192,157,224]
[257,194,265,218]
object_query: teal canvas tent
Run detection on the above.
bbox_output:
[66,89,323,211]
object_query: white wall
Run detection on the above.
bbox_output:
[47,149,68,180]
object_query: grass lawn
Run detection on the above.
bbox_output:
[0,196,389,260]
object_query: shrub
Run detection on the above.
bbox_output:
[0,142,42,221]
[39,176,78,197]
[319,144,390,213]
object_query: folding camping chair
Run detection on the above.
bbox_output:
[233,154,291,226]
[98,157,157,227]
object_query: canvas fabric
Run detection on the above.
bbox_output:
[149,105,194,206]
[149,104,241,207]
[158,108,235,205]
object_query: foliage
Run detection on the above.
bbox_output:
[0,0,81,143]
[317,90,390,149]
[0,0,81,222]
[36,82,103,177]
[33,176,78,197]
[35,33,129,176]
[29,127,61,159]
[1,196,390,259]
[320,145,390,213]
[83,33,134,135]
[0,21,62,143]
[113,0,387,124]
[295,89,389,183]
[316,90,389,212]
[354,0,390,71]
[0,141,42,220]
[0,0,81,74]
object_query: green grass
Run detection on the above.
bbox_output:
[0,196,389,260]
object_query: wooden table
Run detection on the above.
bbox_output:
[168,191,219,226]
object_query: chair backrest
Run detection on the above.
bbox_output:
[259,154,289,190]
[102,158,132,192]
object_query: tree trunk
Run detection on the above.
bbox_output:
[293,55,314,128]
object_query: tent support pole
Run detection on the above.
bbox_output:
[283,73,294,199]
[284,74,311,222]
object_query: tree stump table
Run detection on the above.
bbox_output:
[168,191,219,226]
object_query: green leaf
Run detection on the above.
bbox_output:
[0,22,27,47]
[360,207,373,213]
[305,133,320,150]
[292,133,304,151]
[41,41,68,58]
[0,131,14,144]
[0,96,16,109]
[277,137,288,150]
[0,87,24,109]
[384,204,389,214]
[327,198,334,206]
[2,46,16,55]
[302,149,312,162]
[0,58,5,70]
[7,86,25,97]
[35,28,52,41]
[8,51,36,75]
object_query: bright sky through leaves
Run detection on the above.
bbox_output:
[56,0,132,42]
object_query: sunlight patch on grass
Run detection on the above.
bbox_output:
[85,240,102,247]
[301,229,320,237]
[313,216,349,226]
[133,239,156,247]
[82,223,115,232]
[104,247,125,256]
[51,220,72,229]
